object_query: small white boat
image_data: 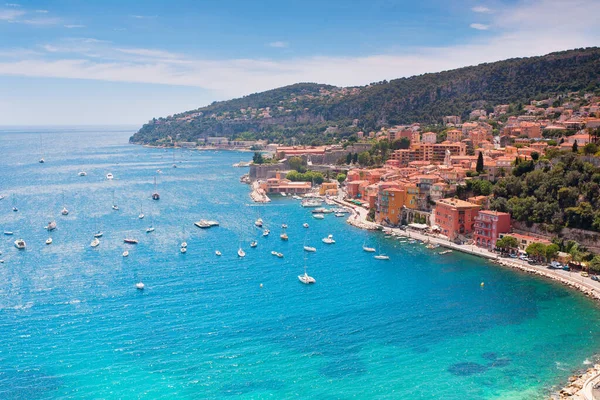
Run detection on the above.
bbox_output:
[139,213,144,219]
[238,248,246,257]
[374,255,390,260]
[180,247,187,254]
[106,173,114,180]
[94,231,103,238]
[303,246,316,252]
[136,282,145,290]
[281,192,287,197]
[4,231,13,235]
[14,239,26,249]
[39,158,45,164]
[78,171,87,176]
[123,251,129,257]
[255,218,263,227]
[46,221,57,231]
[124,238,139,244]
[335,213,345,217]
[298,272,316,284]
[313,214,325,219]
[281,224,288,229]
[12,207,18,212]
[0,195,4,200]
[293,195,302,200]
[322,234,335,244]
[271,250,278,256]
[280,233,288,241]
[277,252,283,258]
[262,229,270,237]
[363,241,376,252]
[250,241,258,248]
[90,238,100,247]
[215,250,222,256]
[146,227,155,233]
[112,205,119,211]
[303,223,309,228]
[61,207,69,216]
[181,241,187,248]
[45,237,52,245]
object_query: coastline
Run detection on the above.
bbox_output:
[334,196,600,399]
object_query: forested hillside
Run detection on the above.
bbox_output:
[131,48,600,145]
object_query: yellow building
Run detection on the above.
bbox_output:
[319,182,338,196]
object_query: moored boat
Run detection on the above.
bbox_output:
[90,238,100,247]
[322,234,335,244]
[124,238,139,244]
[14,239,26,249]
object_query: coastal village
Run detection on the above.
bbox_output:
[232,92,600,271]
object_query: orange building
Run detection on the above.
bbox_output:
[377,187,406,225]
[434,198,481,240]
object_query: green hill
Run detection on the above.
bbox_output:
[130,47,600,145]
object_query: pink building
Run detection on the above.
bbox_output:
[434,198,481,240]
[473,210,511,249]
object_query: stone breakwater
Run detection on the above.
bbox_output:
[555,363,600,399]
[250,181,270,203]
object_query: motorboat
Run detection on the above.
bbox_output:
[123,251,129,257]
[322,234,335,244]
[14,239,26,249]
[39,158,45,164]
[124,238,139,244]
[180,247,187,254]
[255,218,263,227]
[280,233,288,241]
[303,246,316,252]
[112,204,119,211]
[298,272,316,284]
[94,231,103,238]
[12,207,18,212]
[439,250,452,255]
[146,227,155,233]
[238,248,246,257]
[363,245,376,252]
[139,213,144,219]
[45,237,52,245]
[303,223,309,228]
[61,207,69,216]
[250,241,258,248]
[374,254,390,260]
[293,195,302,200]
[106,173,114,180]
[262,229,270,237]
[194,220,219,229]
[277,252,284,258]
[181,242,187,248]
[90,238,100,247]
[301,199,322,207]
[4,231,13,235]
[46,221,57,231]
[322,209,333,214]
[78,171,87,176]
[335,213,345,217]
[312,208,327,214]
[215,250,222,256]
[281,192,287,197]
[281,224,288,229]
[136,282,145,290]
[271,251,278,256]
[313,214,325,219]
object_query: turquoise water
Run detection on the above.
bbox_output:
[1,126,600,399]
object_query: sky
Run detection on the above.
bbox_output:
[0,0,598,125]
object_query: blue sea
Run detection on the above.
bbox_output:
[1,126,600,399]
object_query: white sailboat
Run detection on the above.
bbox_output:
[112,190,119,211]
[262,229,270,237]
[46,221,57,231]
[38,135,45,163]
[255,218,263,227]
[362,241,376,252]
[138,203,145,219]
[250,240,258,248]
[46,237,52,245]
[280,227,288,241]
[298,255,316,284]
[374,245,390,260]
[90,238,100,247]
[61,191,69,215]
[78,171,87,177]
[238,247,246,257]
[123,250,129,257]
[12,194,18,212]
[303,246,316,252]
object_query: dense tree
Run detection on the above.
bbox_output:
[346,152,352,164]
[352,153,358,164]
[358,151,372,167]
[288,156,307,173]
[476,151,484,173]
[252,152,264,164]
[496,236,519,252]
[336,173,346,183]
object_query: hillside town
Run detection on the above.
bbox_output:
[246,92,600,266]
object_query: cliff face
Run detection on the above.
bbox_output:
[130,48,600,145]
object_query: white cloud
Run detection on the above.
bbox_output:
[0,8,25,20]
[21,17,60,25]
[64,24,85,28]
[0,0,597,104]
[35,9,48,13]
[472,6,493,13]
[470,23,489,30]
[130,15,156,19]
[4,3,20,7]
[268,41,289,48]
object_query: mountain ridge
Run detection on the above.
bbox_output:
[130,47,600,145]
